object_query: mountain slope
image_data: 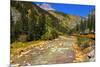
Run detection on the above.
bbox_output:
[48,11,81,29]
[11,1,82,43]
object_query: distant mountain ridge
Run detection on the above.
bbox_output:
[36,3,55,11]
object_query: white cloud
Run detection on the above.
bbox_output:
[37,3,55,11]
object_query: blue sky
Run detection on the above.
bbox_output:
[33,2,95,17]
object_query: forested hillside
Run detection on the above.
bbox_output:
[11,1,83,43]
[72,10,95,34]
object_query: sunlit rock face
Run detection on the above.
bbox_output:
[11,7,21,24]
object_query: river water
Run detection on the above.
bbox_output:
[11,36,95,66]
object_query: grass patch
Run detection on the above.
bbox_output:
[77,36,92,50]
[10,40,45,58]
[11,40,42,49]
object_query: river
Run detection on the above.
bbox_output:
[11,35,95,66]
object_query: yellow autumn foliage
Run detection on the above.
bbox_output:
[72,44,87,62]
